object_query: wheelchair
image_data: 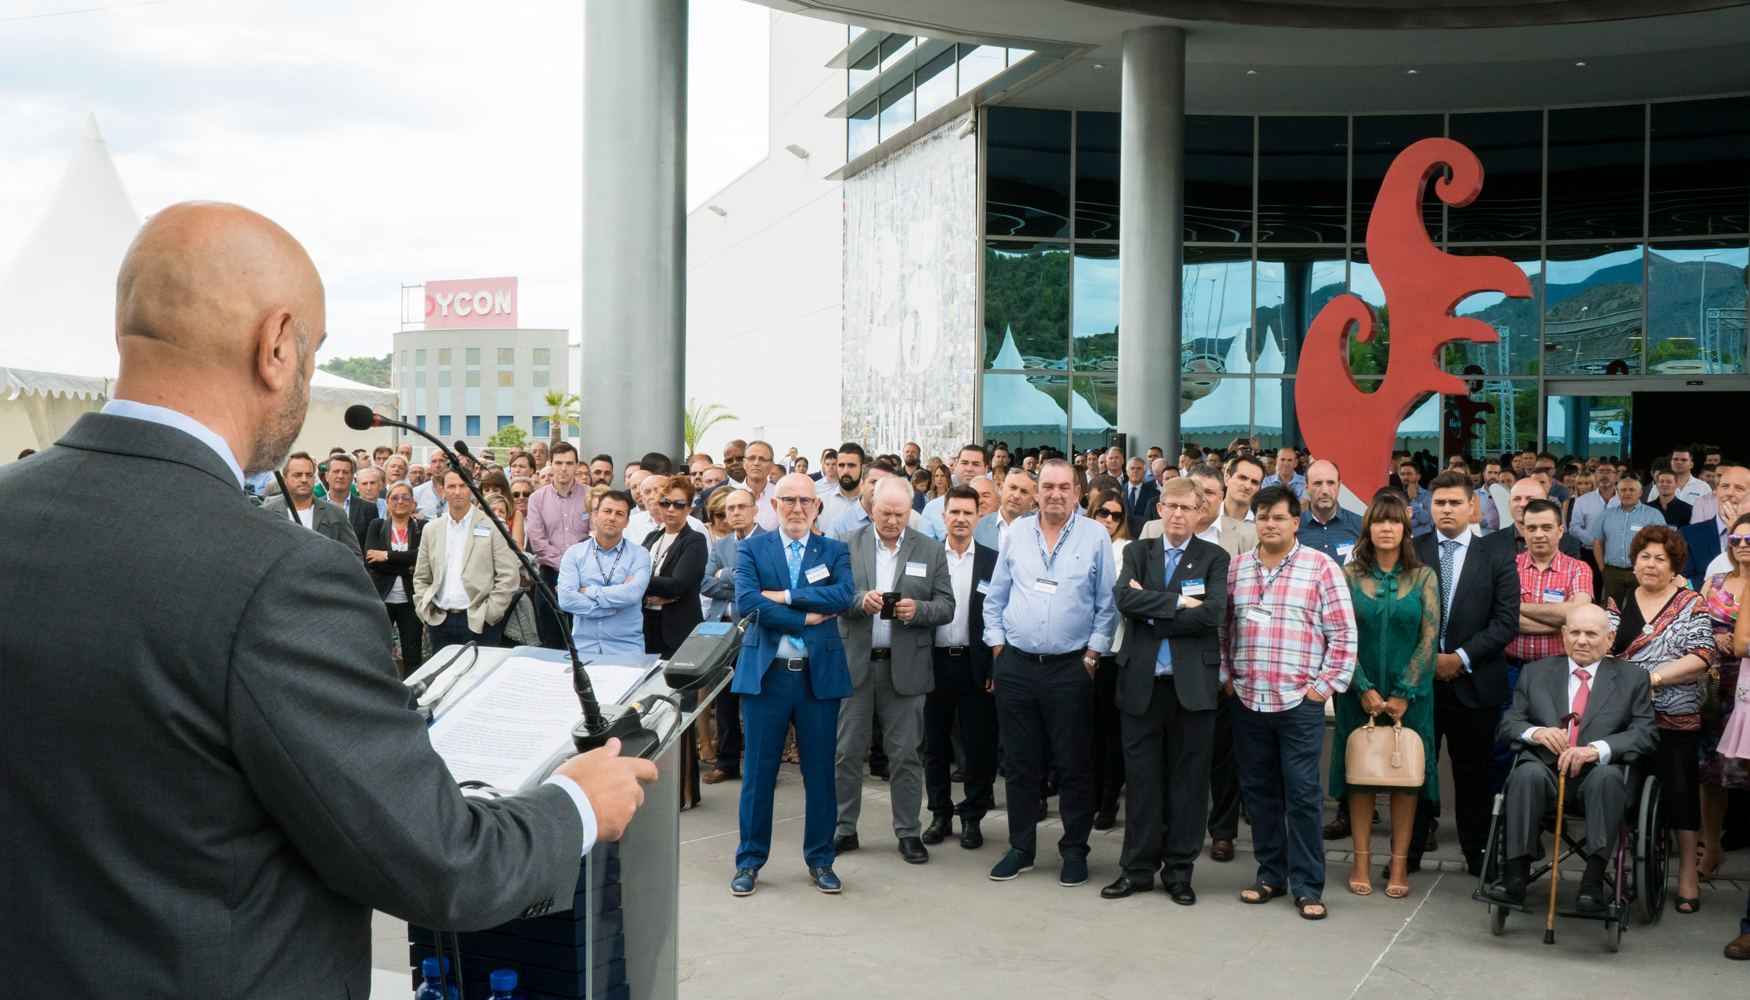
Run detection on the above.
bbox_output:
[1472,748,1668,952]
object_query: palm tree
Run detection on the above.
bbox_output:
[684,399,736,455]
[540,388,580,448]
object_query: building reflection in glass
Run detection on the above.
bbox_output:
[1542,245,1643,375]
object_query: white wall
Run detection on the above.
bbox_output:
[684,10,846,465]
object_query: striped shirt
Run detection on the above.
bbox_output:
[1597,502,1667,568]
[1220,542,1358,712]
[1505,550,1593,662]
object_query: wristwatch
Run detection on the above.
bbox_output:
[1083,653,1099,667]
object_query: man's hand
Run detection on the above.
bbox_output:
[1434,653,1464,681]
[1305,688,1327,703]
[895,598,917,622]
[1530,727,1569,757]
[991,644,1004,661]
[645,595,675,607]
[1722,496,1741,524]
[1127,579,1143,589]
[1557,744,1599,778]
[551,738,659,842]
[861,590,885,615]
[984,679,994,694]
[365,549,388,564]
[1083,650,1099,679]
[1222,678,1235,696]
[1179,595,1203,608]
[1359,689,1387,716]
[804,611,835,627]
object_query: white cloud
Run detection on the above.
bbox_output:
[0,0,771,363]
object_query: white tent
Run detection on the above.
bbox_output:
[1182,335,1252,437]
[0,116,394,462]
[982,327,1069,443]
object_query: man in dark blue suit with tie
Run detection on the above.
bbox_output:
[731,472,855,896]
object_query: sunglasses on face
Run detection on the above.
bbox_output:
[1093,508,1123,520]
[1729,534,1750,546]
[656,498,689,509]
[511,490,531,499]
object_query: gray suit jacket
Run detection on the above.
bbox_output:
[0,414,583,998]
[974,510,1028,551]
[1497,655,1658,768]
[1141,511,1257,556]
[836,525,955,696]
[701,527,764,620]
[261,493,364,559]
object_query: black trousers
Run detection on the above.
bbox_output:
[1090,656,1125,808]
[1408,681,1501,872]
[534,565,567,650]
[384,600,424,679]
[994,648,1095,859]
[924,647,998,821]
[713,690,744,773]
[1118,675,1215,884]
[1207,688,1241,841]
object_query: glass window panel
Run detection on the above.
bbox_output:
[466,416,480,437]
[498,370,514,387]
[1646,241,1748,374]
[1346,257,1391,378]
[533,417,550,437]
[878,35,913,72]
[877,75,914,142]
[498,415,514,431]
[1070,375,1117,452]
[1075,111,1119,240]
[415,349,426,366]
[984,240,1070,369]
[1183,248,1252,374]
[1073,245,1119,370]
[1351,114,1445,243]
[498,348,514,365]
[533,369,550,388]
[465,369,480,387]
[915,47,956,119]
[1255,250,1344,374]
[438,349,451,365]
[1447,110,1543,242]
[985,107,1072,238]
[1180,376,1253,449]
[1543,244,1644,375]
[848,42,878,94]
[1185,115,1254,243]
[981,371,1067,454]
[439,415,451,437]
[1544,394,1628,460]
[415,370,425,388]
[438,368,452,388]
[1650,97,1750,238]
[848,101,878,159]
[533,348,550,366]
[958,45,1005,94]
[465,348,480,364]
[1443,246,1542,376]
[1547,105,1645,241]
[1447,381,1539,461]
[1257,116,1348,244]
[1007,48,1033,63]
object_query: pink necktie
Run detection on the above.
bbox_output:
[1569,668,1591,744]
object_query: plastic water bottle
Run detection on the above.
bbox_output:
[414,958,445,1000]
[488,969,518,999]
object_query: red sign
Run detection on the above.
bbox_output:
[424,276,517,329]
[1295,139,1533,501]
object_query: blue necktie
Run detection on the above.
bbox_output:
[787,540,804,589]
[1153,546,1184,676]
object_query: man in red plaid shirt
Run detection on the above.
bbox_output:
[1220,485,1356,919]
[1506,499,1595,667]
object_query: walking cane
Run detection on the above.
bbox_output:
[1545,712,1579,945]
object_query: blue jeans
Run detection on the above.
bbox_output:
[738,660,841,870]
[1231,695,1327,899]
[426,609,505,651]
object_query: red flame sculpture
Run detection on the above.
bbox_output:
[1295,138,1533,501]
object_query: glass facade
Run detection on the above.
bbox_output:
[979,99,1750,459]
[846,26,1038,161]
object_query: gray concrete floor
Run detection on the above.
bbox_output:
[373,758,1750,998]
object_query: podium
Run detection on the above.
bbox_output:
[406,645,731,1000]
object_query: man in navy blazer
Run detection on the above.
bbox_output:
[730,473,855,896]
[1679,464,1748,587]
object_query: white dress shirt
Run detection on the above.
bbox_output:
[1519,657,1613,764]
[1196,523,1221,546]
[1432,527,1474,669]
[936,540,976,646]
[1675,474,1712,504]
[869,534,900,649]
[436,508,474,610]
[412,480,443,520]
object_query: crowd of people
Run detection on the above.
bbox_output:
[248,433,1750,956]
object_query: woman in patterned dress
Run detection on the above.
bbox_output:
[1698,512,1750,879]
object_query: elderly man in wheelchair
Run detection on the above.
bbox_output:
[1486,604,1657,914]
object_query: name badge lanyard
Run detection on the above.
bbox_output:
[1036,515,1077,583]
[588,538,626,586]
[1249,547,1295,618]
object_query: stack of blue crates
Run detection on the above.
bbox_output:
[409,840,628,999]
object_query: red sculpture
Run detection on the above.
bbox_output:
[1296,138,1533,501]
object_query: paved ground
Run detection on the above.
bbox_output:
[373,760,1750,998]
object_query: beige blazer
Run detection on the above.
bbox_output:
[1140,511,1257,556]
[412,506,522,633]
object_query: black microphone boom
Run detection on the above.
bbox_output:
[348,405,634,749]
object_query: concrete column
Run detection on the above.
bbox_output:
[1117,26,1185,459]
[582,0,687,466]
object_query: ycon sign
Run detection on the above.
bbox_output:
[424,276,517,329]
[1295,139,1532,500]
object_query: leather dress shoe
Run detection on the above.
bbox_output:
[1101,875,1154,899]
[1092,800,1118,831]
[1209,840,1234,862]
[1322,813,1352,840]
[833,833,860,855]
[809,866,842,893]
[960,819,983,850]
[702,768,738,785]
[868,759,891,780]
[1573,882,1609,913]
[1164,881,1197,905]
[898,836,929,864]
[730,868,757,896]
[921,814,953,845]
[1486,876,1527,906]
[1725,933,1750,960]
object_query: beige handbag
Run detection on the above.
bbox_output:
[1345,719,1426,788]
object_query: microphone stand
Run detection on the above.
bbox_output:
[354,411,642,751]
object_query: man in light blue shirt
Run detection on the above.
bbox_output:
[1259,447,1307,500]
[919,444,989,540]
[557,490,652,656]
[981,458,1116,887]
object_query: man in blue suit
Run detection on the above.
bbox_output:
[730,472,855,896]
[1680,464,1747,587]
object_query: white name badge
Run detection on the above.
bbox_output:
[1034,577,1059,595]
[1542,588,1565,603]
[976,579,992,595]
[805,564,830,583]
[473,525,492,537]
[1336,543,1355,558]
[1181,579,1206,596]
[905,561,927,577]
[1245,606,1273,625]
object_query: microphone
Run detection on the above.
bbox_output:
[344,404,384,431]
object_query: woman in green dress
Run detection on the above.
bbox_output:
[1331,492,1440,900]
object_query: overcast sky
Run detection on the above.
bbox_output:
[0,0,770,362]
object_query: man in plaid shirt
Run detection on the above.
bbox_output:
[1506,499,1594,669]
[1220,486,1356,919]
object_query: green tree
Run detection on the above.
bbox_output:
[318,353,391,387]
[684,399,736,454]
[487,423,530,449]
[540,388,580,448]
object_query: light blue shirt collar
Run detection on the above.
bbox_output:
[101,399,245,489]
